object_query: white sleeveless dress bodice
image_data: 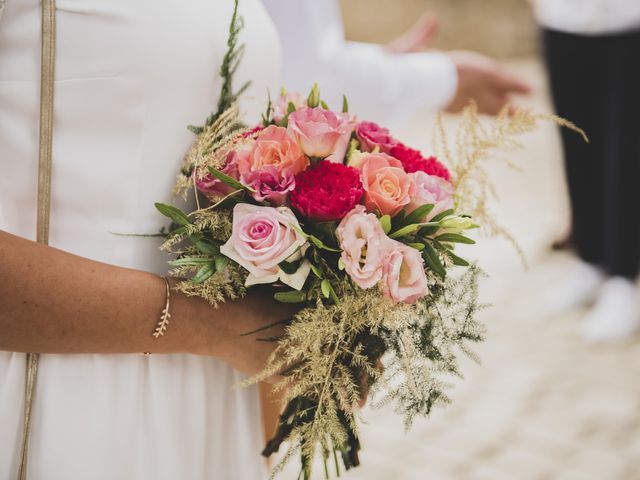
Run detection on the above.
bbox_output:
[0,1,282,478]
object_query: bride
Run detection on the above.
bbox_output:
[0,0,289,478]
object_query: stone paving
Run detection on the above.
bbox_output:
[279,59,640,479]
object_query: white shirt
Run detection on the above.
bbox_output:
[263,0,458,127]
[535,0,640,35]
[0,0,280,478]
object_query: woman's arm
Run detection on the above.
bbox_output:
[0,229,292,375]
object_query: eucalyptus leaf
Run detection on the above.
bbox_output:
[168,257,213,268]
[192,264,215,284]
[321,279,331,298]
[435,233,476,245]
[215,255,230,272]
[155,203,191,226]
[404,204,435,226]
[446,250,470,267]
[310,263,323,278]
[309,234,341,252]
[422,243,446,278]
[274,290,308,303]
[194,239,220,255]
[430,209,455,224]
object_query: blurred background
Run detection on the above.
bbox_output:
[281,1,640,479]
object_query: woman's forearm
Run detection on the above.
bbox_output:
[0,229,223,355]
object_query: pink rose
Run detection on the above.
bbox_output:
[273,91,306,122]
[355,121,398,154]
[406,172,455,222]
[287,107,355,163]
[241,166,295,206]
[236,125,308,177]
[220,204,311,290]
[381,240,429,304]
[194,151,241,199]
[336,206,387,289]
[358,153,415,217]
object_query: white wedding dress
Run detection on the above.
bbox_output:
[0,1,281,478]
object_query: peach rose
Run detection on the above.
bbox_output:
[358,153,415,216]
[236,125,308,178]
[406,171,455,222]
[220,204,311,290]
[336,205,387,289]
[287,107,355,163]
[381,240,429,304]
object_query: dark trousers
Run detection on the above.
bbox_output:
[543,28,640,279]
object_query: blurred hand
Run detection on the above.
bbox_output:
[445,50,532,115]
[205,288,298,381]
[386,12,440,54]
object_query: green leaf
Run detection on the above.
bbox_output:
[310,263,323,278]
[338,258,346,271]
[155,203,191,226]
[287,101,297,114]
[342,94,349,113]
[320,100,329,110]
[408,242,426,251]
[379,215,392,235]
[192,264,215,284]
[321,279,331,298]
[278,259,302,274]
[446,250,470,267]
[168,257,213,268]
[274,290,308,303]
[404,204,435,226]
[207,167,255,193]
[194,239,220,255]
[422,242,446,278]
[309,234,341,252]
[435,233,476,245]
[430,209,455,224]
[214,255,229,272]
[389,223,420,239]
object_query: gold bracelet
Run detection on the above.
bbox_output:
[152,276,172,339]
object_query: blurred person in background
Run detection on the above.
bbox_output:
[534,0,640,341]
[263,0,531,127]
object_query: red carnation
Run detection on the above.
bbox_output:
[390,143,450,181]
[291,161,364,222]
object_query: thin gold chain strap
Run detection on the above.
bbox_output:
[18,1,56,478]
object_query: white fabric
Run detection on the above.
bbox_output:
[263,0,458,127]
[0,0,282,478]
[535,0,640,35]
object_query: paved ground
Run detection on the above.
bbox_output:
[279,59,640,479]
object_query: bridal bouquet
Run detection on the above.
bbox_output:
[155,2,585,478]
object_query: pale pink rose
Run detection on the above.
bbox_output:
[236,125,308,177]
[287,107,355,163]
[272,91,306,122]
[406,171,455,222]
[220,204,311,290]
[336,205,387,289]
[381,240,429,304]
[358,153,415,217]
[241,166,295,206]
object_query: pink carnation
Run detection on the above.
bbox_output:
[356,121,398,154]
[291,161,364,222]
[390,143,450,181]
